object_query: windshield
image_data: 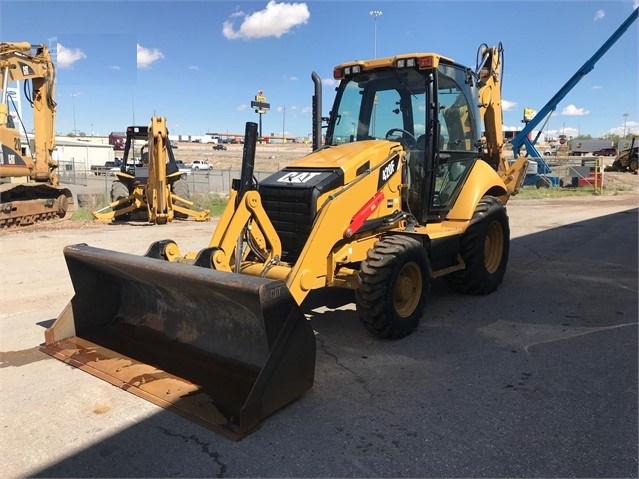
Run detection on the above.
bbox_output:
[326,68,427,146]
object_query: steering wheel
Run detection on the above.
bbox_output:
[385,128,417,149]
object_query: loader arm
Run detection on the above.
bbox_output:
[205,145,408,305]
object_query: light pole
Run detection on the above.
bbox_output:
[623,112,628,138]
[370,10,382,58]
[70,92,81,136]
[282,106,286,144]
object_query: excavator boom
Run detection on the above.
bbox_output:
[0,41,73,227]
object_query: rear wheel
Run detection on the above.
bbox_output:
[536,177,552,188]
[445,196,509,295]
[171,178,191,219]
[629,157,638,173]
[356,235,430,339]
[110,181,131,221]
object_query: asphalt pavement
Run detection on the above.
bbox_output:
[1,198,637,478]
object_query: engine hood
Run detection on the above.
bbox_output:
[286,140,403,183]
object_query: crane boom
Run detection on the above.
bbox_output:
[512,7,638,158]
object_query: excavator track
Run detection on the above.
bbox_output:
[0,183,74,228]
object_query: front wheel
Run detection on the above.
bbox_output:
[445,196,509,295]
[629,157,638,173]
[356,235,430,339]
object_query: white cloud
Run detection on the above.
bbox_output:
[56,43,86,69]
[594,9,605,21]
[561,104,589,116]
[322,78,338,87]
[546,127,579,138]
[606,120,639,137]
[635,1,639,10]
[503,125,521,131]
[502,100,517,111]
[237,104,248,111]
[591,85,601,90]
[137,44,164,69]
[109,65,121,71]
[188,66,199,71]
[223,1,310,40]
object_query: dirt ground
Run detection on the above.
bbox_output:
[173,141,313,172]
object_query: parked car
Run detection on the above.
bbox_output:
[592,147,617,157]
[213,143,227,150]
[191,160,213,170]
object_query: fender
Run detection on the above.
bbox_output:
[446,160,507,221]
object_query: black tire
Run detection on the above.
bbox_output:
[110,181,131,221]
[355,235,430,339]
[171,178,190,219]
[629,157,638,173]
[445,196,509,295]
[536,177,552,188]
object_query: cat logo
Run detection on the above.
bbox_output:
[277,171,321,183]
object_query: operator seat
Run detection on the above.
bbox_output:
[439,161,465,205]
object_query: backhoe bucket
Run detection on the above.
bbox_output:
[41,244,316,441]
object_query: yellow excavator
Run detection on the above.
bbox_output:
[42,44,528,440]
[92,116,209,223]
[0,42,73,227]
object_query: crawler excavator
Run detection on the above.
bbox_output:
[42,44,529,440]
[92,116,209,223]
[0,42,73,227]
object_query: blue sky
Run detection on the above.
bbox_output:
[1,0,638,140]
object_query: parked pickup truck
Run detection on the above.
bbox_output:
[91,159,121,175]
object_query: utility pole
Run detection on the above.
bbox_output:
[623,112,628,138]
[370,10,382,58]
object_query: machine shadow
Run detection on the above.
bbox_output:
[32,208,638,478]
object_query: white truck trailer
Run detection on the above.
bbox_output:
[569,139,613,156]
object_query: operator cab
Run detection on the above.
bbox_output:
[327,54,481,222]
[119,125,180,183]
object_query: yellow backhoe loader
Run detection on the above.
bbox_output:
[607,136,638,173]
[42,45,528,440]
[92,116,209,223]
[0,42,73,227]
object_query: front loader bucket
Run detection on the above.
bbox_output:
[41,244,316,441]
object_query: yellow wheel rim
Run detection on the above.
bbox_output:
[484,221,504,274]
[394,262,422,317]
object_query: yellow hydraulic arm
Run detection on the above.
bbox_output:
[0,42,58,184]
[476,43,528,197]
